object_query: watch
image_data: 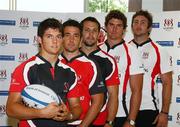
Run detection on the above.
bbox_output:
[105,120,114,126]
[127,119,135,126]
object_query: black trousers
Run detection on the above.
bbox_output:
[114,117,127,127]
[135,110,159,127]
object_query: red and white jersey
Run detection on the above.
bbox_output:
[129,38,173,110]
[100,40,144,117]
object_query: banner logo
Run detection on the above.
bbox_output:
[0,105,6,117]
[12,38,29,44]
[18,52,28,62]
[152,23,160,28]
[176,112,180,125]
[156,41,174,46]
[0,69,7,81]
[0,20,15,26]
[177,38,180,48]
[163,18,173,31]
[0,55,15,61]
[19,17,29,29]
[177,74,180,86]
[98,27,106,45]
[33,35,39,47]
[0,34,8,46]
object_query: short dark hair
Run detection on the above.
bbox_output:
[131,10,153,28]
[62,19,82,37]
[105,10,127,29]
[80,16,101,32]
[37,18,63,38]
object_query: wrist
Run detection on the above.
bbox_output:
[67,112,73,121]
[105,120,114,126]
[126,118,135,126]
[160,111,168,115]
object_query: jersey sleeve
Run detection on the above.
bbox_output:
[159,47,173,74]
[105,54,120,86]
[67,68,80,98]
[89,60,106,95]
[9,64,27,92]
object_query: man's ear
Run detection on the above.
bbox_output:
[37,36,42,44]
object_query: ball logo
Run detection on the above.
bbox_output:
[19,17,29,29]
[0,105,6,117]
[163,18,173,31]
[0,69,7,80]
[0,34,8,46]
[18,52,28,62]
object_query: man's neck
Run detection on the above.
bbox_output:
[134,35,149,45]
[107,37,123,48]
[39,51,58,67]
[63,50,80,61]
[81,43,98,56]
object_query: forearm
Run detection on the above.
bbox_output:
[80,94,104,127]
[6,102,42,120]
[161,72,172,113]
[107,85,118,121]
[128,90,142,120]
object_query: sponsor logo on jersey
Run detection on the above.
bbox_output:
[0,104,6,117]
[12,38,29,44]
[0,19,16,26]
[142,52,149,59]
[152,22,160,28]
[18,52,28,62]
[156,41,174,46]
[114,55,120,63]
[0,69,7,81]
[163,18,174,31]
[0,55,15,61]
[19,17,29,29]
[0,34,8,46]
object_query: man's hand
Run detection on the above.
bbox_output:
[153,113,168,127]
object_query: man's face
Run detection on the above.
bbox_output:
[106,18,125,40]
[82,21,99,47]
[63,26,81,53]
[39,28,62,55]
[132,15,151,37]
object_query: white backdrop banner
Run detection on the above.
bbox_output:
[0,10,180,127]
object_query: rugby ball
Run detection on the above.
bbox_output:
[21,84,60,109]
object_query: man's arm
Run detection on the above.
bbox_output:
[124,73,143,127]
[105,85,119,125]
[80,93,104,127]
[6,92,61,120]
[153,71,172,127]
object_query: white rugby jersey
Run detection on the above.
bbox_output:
[129,38,173,111]
[99,40,144,117]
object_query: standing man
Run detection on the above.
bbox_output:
[100,10,144,127]
[59,19,106,127]
[6,18,81,127]
[80,16,120,127]
[130,10,172,127]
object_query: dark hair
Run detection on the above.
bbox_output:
[131,10,153,28]
[37,18,63,38]
[62,19,82,37]
[80,16,101,32]
[105,10,127,29]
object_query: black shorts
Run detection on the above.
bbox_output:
[136,110,159,127]
[114,117,127,127]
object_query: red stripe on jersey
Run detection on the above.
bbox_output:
[122,43,131,93]
[151,42,161,89]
